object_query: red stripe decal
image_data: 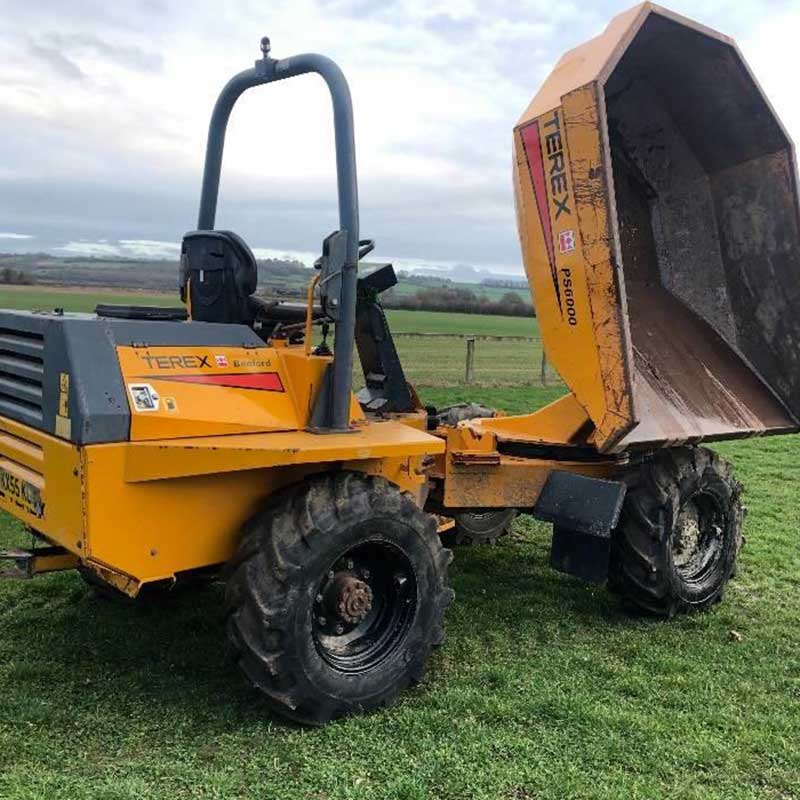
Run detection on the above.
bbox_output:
[520,121,561,313]
[152,372,285,392]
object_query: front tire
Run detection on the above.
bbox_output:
[610,446,743,617]
[225,472,454,725]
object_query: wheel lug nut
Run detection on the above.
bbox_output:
[328,571,334,580]
[362,569,370,580]
[346,559,354,570]
[335,624,344,635]
[315,593,323,604]
[318,616,327,626]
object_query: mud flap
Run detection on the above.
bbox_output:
[533,471,626,583]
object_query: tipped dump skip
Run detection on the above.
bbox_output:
[514,3,800,451]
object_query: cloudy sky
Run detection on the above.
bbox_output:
[0,0,798,276]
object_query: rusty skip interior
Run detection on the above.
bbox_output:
[605,12,800,446]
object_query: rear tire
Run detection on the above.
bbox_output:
[447,509,517,546]
[610,446,743,617]
[435,404,517,546]
[225,472,454,725]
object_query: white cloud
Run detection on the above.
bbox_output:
[59,239,180,259]
[0,232,34,239]
[1,0,799,273]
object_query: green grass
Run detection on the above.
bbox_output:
[1,289,799,798]
[386,308,536,337]
[0,285,179,312]
[1,425,799,799]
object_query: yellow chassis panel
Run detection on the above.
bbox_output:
[1,413,444,590]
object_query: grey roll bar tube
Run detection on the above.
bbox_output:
[196,43,359,432]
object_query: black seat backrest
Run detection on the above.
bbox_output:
[180,230,258,324]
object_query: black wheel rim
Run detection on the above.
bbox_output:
[312,539,417,674]
[672,491,728,584]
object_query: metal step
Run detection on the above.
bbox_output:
[0,546,78,579]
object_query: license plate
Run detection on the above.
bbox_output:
[0,467,45,519]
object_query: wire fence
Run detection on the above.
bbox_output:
[389,333,562,388]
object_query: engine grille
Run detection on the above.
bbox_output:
[0,327,44,426]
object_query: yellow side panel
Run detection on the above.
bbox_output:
[116,345,310,440]
[82,443,313,582]
[0,416,83,553]
[123,420,445,482]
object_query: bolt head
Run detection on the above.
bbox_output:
[318,616,327,626]
[335,624,344,635]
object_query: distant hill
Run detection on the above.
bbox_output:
[0,253,534,316]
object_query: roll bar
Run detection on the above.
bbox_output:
[196,38,359,432]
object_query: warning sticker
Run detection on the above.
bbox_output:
[215,354,228,368]
[128,383,160,412]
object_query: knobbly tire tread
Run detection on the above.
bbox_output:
[446,509,517,546]
[610,446,743,617]
[224,472,454,726]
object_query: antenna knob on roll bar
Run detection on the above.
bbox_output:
[260,36,271,58]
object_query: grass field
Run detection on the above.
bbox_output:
[1,288,799,798]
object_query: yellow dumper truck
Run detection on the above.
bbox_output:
[1,3,799,724]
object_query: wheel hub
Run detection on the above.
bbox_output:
[312,541,418,674]
[331,573,373,624]
[672,493,726,582]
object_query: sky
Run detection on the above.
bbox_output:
[0,0,799,277]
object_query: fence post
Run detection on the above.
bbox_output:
[465,336,476,384]
[540,350,548,386]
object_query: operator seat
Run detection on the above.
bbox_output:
[180,230,324,337]
[181,230,260,325]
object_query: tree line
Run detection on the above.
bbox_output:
[381,286,534,317]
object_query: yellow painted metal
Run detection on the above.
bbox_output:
[118,345,304,439]
[82,442,313,583]
[514,67,633,451]
[440,418,625,508]
[0,337,442,586]
[29,549,80,575]
[444,454,618,509]
[0,415,84,554]
[123,419,442,482]
[470,393,591,446]
[117,344,365,440]
[80,420,440,583]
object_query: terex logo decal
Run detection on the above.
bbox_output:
[520,109,576,324]
[543,111,572,220]
[140,354,211,369]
